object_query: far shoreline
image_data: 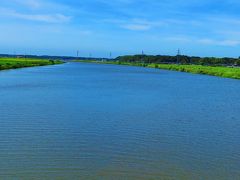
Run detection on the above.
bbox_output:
[74,60,240,80]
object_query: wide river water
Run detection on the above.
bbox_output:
[0,62,239,179]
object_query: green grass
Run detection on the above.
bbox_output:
[0,57,63,71]
[148,63,240,79]
[74,60,240,79]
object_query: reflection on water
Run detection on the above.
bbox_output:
[0,63,240,179]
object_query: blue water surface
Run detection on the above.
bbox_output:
[0,62,239,179]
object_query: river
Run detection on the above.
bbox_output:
[0,62,239,179]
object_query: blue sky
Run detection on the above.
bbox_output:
[1,0,240,57]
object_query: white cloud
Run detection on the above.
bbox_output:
[11,0,71,10]
[14,0,41,9]
[0,8,71,23]
[121,24,151,31]
[165,37,192,43]
[166,36,240,46]
[103,18,165,31]
[197,39,240,46]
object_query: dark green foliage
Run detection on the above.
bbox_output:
[116,55,240,66]
[236,59,240,66]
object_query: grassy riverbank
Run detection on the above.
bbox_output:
[74,60,240,79]
[0,58,63,71]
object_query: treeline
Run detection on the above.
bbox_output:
[115,55,240,66]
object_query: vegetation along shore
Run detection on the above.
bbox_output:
[0,57,63,71]
[74,54,240,79]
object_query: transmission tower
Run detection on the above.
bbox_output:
[109,52,112,59]
[177,48,181,64]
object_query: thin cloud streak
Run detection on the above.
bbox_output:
[166,36,240,46]
[0,8,71,23]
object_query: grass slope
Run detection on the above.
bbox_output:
[74,60,240,79]
[0,58,63,71]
